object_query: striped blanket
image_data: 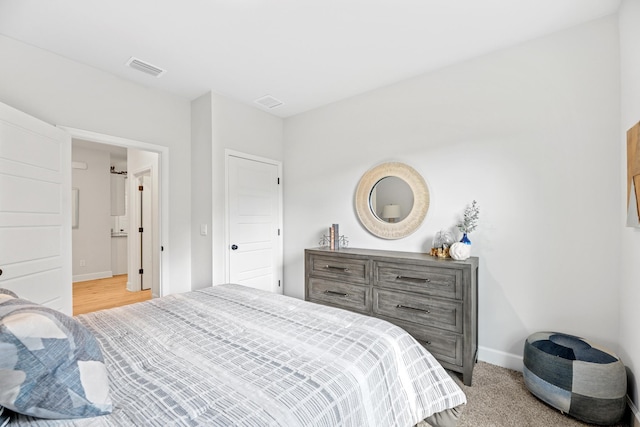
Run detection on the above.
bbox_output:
[11,284,466,426]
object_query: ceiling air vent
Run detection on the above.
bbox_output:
[254,95,283,109]
[125,57,166,78]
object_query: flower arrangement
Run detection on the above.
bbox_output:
[457,200,479,234]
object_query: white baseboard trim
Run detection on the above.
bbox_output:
[73,271,113,283]
[629,396,640,427]
[478,346,523,372]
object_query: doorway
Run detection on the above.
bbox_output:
[64,127,167,304]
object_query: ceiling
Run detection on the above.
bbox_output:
[0,0,620,118]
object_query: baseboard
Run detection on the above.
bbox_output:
[73,271,113,283]
[478,346,523,372]
[629,396,640,427]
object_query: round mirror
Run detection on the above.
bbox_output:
[370,177,414,223]
[355,162,429,239]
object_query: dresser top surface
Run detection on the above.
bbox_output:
[306,247,478,268]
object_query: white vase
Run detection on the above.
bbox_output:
[449,242,471,261]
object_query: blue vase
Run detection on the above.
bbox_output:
[460,233,471,245]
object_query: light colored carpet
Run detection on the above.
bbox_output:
[419,361,629,427]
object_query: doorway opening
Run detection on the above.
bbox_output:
[64,127,168,314]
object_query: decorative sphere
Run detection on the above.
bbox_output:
[449,242,471,260]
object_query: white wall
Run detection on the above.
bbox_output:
[195,92,283,288]
[0,34,192,295]
[191,93,213,289]
[618,0,640,418]
[284,16,621,369]
[71,146,112,281]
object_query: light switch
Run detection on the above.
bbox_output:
[200,224,208,236]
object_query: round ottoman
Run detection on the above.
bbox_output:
[523,332,627,425]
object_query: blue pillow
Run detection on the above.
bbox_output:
[0,294,112,419]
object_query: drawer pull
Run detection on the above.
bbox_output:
[324,290,349,297]
[396,275,431,283]
[324,265,350,272]
[396,304,430,314]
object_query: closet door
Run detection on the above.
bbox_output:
[0,102,72,314]
[227,154,282,294]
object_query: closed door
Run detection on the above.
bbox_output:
[0,102,72,314]
[227,154,282,293]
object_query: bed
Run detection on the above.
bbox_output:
[0,284,466,426]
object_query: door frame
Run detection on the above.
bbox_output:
[224,149,283,292]
[59,126,170,297]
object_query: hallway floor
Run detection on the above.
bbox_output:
[73,274,152,316]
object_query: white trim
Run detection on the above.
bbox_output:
[478,346,523,372]
[73,271,113,283]
[58,126,170,297]
[223,149,284,293]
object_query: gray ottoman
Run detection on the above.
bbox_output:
[523,332,627,425]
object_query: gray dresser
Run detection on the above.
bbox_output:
[304,247,478,386]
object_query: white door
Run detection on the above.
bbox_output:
[0,102,72,314]
[227,154,282,294]
[131,171,153,291]
[139,173,152,290]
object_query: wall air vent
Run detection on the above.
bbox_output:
[254,95,283,109]
[125,57,166,78]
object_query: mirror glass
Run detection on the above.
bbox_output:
[370,177,414,223]
[355,162,430,239]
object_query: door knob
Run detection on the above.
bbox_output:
[231,244,238,250]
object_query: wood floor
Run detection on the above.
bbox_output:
[73,275,151,316]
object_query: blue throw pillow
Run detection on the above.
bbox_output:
[0,294,112,419]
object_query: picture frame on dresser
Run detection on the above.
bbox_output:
[305,247,478,386]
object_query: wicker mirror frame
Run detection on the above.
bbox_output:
[355,162,430,239]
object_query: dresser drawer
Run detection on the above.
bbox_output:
[373,288,462,333]
[374,261,462,300]
[307,277,369,314]
[308,254,368,285]
[383,317,463,367]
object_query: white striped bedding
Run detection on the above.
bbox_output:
[11,284,466,426]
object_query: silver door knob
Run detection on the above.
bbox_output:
[231,245,238,250]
